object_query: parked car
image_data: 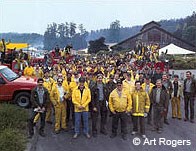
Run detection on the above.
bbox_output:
[0,65,37,108]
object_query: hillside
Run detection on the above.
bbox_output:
[1,11,195,49]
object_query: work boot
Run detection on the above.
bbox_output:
[100,130,108,135]
[39,130,46,137]
[122,134,127,140]
[92,132,97,138]
[110,133,117,138]
[46,121,53,124]
[164,119,169,125]
[190,119,194,123]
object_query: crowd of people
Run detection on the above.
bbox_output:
[24,43,196,140]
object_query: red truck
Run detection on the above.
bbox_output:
[0,65,37,108]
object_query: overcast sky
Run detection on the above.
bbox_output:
[0,0,196,34]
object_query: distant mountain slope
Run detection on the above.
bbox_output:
[1,11,195,49]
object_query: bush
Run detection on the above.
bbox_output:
[0,104,28,151]
[0,128,27,151]
[173,56,196,69]
[0,103,28,132]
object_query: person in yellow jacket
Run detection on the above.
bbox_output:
[72,77,91,139]
[34,64,44,78]
[131,69,139,82]
[141,77,155,125]
[122,72,135,94]
[109,79,132,140]
[23,64,35,77]
[131,80,150,139]
[50,78,69,134]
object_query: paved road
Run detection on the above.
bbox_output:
[32,99,196,151]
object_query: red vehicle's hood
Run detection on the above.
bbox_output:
[13,76,37,85]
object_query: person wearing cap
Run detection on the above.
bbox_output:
[34,64,44,78]
[69,72,80,91]
[65,72,73,125]
[109,79,132,140]
[122,72,135,94]
[131,80,150,139]
[171,75,183,120]
[151,67,163,84]
[28,78,50,138]
[94,64,104,76]
[90,74,109,137]
[86,72,96,90]
[24,63,35,77]
[50,78,69,134]
[131,69,139,82]
[72,77,91,139]
[67,71,86,128]
[138,72,145,84]
[52,64,61,82]
[103,70,109,84]
[59,62,67,78]
[141,77,154,125]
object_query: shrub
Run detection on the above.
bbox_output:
[0,104,28,151]
[0,128,27,151]
[0,103,28,132]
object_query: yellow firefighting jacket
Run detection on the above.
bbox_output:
[24,66,35,76]
[43,77,55,94]
[131,89,150,116]
[141,83,155,94]
[109,88,132,113]
[50,84,69,106]
[72,86,91,112]
[34,68,44,78]
[123,79,135,94]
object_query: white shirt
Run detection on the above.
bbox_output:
[57,85,64,102]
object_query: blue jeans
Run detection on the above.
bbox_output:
[74,112,89,134]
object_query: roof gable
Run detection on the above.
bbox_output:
[140,21,161,32]
[111,25,195,49]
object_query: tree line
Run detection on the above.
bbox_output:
[43,22,88,50]
[1,11,196,51]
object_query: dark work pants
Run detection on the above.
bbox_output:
[66,99,75,126]
[147,103,152,123]
[91,101,108,134]
[112,112,128,135]
[184,92,195,120]
[28,109,46,135]
[153,105,164,129]
[164,96,170,121]
[132,116,145,135]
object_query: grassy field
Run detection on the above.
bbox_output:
[172,55,196,69]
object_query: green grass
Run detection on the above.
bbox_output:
[0,104,28,151]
